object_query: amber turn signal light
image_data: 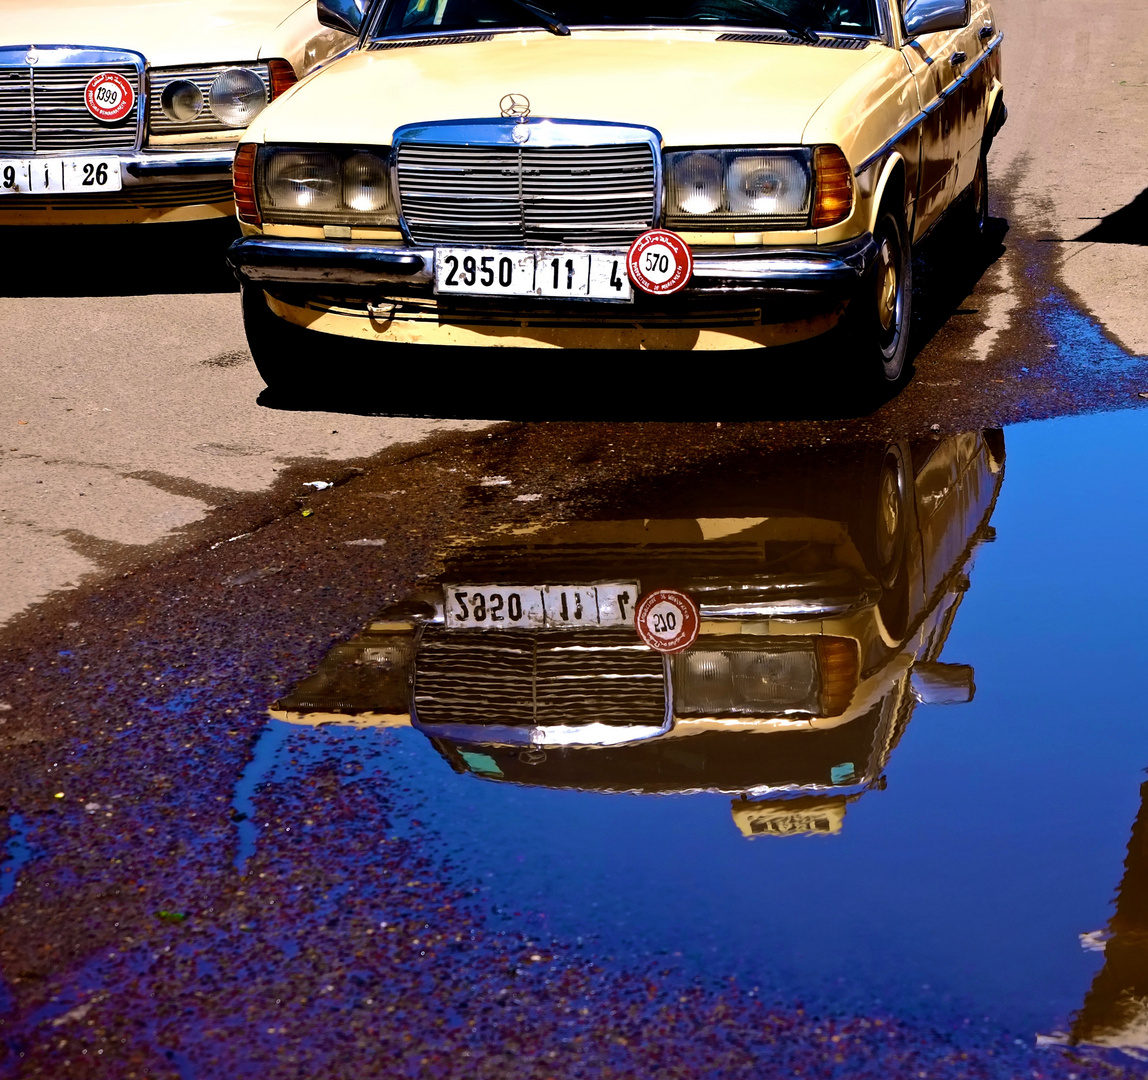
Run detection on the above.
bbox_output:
[233,143,260,225]
[266,58,298,100]
[812,145,853,228]
[816,636,860,717]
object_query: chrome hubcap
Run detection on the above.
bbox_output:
[877,240,898,333]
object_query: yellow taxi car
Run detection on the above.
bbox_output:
[0,0,353,226]
[228,0,1005,387]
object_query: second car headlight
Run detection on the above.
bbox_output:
[666,148,813,230]
[257,145,398,226]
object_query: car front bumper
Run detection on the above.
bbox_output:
[227,232,878,299]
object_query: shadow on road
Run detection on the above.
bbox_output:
[1075,186,1148,246]
[0,218,240,297]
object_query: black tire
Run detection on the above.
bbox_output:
[872,444,910,639]
[841,206,913,386]
[241,283,322,394]
[967,146,989,239]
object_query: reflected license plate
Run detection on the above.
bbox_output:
[443,582,640,630]
[434,247,633,302]
[0,156,123,194]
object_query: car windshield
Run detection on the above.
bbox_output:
[373,0,879,39]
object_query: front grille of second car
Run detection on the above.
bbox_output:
[414,626,667,728]
[396,142,657,246]
[0,64,140,154]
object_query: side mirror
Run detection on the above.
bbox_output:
[910,661,975,705]
[317,0,364,35]
[904,0,970,37]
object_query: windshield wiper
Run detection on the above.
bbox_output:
[505,0,570,35]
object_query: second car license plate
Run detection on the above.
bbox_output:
[0,156,123,195]
[434,248,633,302]
[443,582,640,630]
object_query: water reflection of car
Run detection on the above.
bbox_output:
[227,0,1005,390]
[0,1,352,226]
[272,430,1004,835]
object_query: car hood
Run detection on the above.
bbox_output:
[254,30,882,147]
[0,0,308,67]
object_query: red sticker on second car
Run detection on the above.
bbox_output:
[634,589,700,654]
[85,72,134,123]
[626,229,693,295]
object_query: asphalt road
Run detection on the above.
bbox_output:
[2,0,1148,1074]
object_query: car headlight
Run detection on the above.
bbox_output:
[208,67,266,127]
[665,147,852,230]
[149,60,296,135]
[256,145,398,226]
[671,636,859,718]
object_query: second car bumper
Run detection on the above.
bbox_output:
[227,232,878,299]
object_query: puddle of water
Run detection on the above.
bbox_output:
[265,409,1148,1064]
[1,812,35,903]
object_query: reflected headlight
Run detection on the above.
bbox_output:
[665,148,814,230]
[672,636,859,718]
[257,145,398,226]
[208,67,266,127]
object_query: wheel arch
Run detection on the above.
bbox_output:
[867,153,909,235]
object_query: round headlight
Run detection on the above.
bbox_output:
[160,79,203,122]
[342,152,392,214]
[264,150,340,213]
[208,67,266,128]
[727,155,809,216]
[672,152,723,216]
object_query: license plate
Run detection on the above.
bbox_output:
[443,582,640,630]
[0,156,123,195]
[434,247,633,302]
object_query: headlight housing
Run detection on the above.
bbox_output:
[148,60,296,136]
[255,145,398,227]
[672,636,859,718]
[665,146,853,230]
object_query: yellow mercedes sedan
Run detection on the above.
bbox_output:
[0,0,353,226]
[227,0,1005,386]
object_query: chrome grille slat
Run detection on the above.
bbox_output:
[398,141,657,246]
[414,627,666,728]
[147,62,270,136]
[0,62,139,154]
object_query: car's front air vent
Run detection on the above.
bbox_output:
[716,33,872,49]
[371,34,494,50]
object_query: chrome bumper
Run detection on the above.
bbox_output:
[119,149,234,185]
[227,232,878,297]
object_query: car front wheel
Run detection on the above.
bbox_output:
[842,207,913,386]
[241,284,319,394]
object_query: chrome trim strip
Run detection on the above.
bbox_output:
[853,29,1003,176]
[122,150,234,182]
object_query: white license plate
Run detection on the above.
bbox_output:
[434,247,633,302]
[443,582,640,630]
[0,156,123,195]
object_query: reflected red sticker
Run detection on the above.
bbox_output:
[635,589,699,654]
[85,72,134,122]
[626,229,693,295]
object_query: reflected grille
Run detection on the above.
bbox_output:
[0,63,140,154]
[414,627,666,727]
[397,142,657,246]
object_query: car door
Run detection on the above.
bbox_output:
[898,0,969,238]
[952,0,998,191]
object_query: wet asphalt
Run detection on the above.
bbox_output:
[4,147,1148,1079]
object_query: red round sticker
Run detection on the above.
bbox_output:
[626,229,693,296]
[634,589,699,654]
[85,72,134,123]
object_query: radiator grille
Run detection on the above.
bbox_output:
[0,63,140,154]
[414,627,666,727]
[148,62,269,136]
[397,142,657,246]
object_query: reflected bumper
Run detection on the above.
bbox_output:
[226,232,878,298]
